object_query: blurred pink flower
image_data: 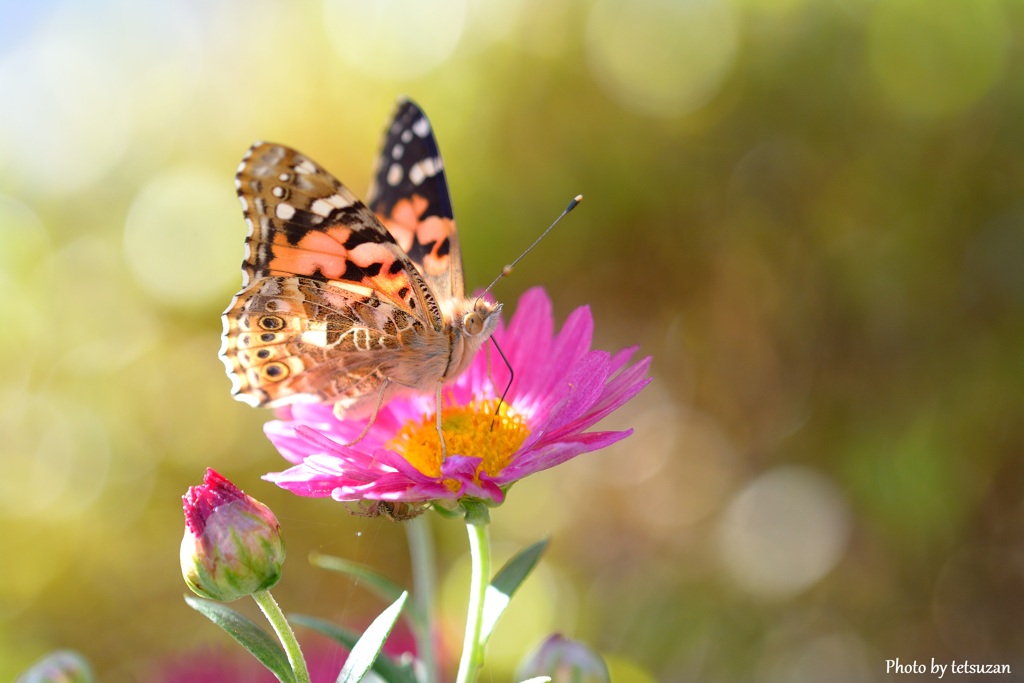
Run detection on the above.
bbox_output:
[155,644,346,683]
[263,287,651,508]
[518,633,610,683]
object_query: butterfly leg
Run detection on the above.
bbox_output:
[339,378,391,447]
[434,382,447,458]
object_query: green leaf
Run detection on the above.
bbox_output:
[480,538,550,644]
[184,595,295,683]
[289,615,418,683]
[310,553,426,633]
[310,553,407,604]
[337,592,409,683]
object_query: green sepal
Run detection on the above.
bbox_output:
[480,538,550,644]
[184,595,295,683]
[337,591,409,683]
[429,501,463,519]
[461,498,491,526]
[290,614,418,683]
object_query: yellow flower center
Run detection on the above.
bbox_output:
[386,399,530,487]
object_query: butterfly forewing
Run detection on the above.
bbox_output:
[234,142,438,322]
[367,99,464,300]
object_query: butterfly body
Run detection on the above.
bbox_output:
[220,100,501,423]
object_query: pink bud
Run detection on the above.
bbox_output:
[180,469,285,602]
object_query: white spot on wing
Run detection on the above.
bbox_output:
[272,186,285,198]
[310,193,352,217]
[328,281,375,298]
[412,116,430,137]
[392,143,404,159]
[295,159,316,174]
[387,163,403,185]
[401,130,413,143]
[408,156,441,186]
[276,203,296,220]
[301,329,329,347]
[235,391,261,407]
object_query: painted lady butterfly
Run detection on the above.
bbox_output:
[219,98,502,452]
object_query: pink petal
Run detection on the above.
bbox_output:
[526,351,611,443]
[543,357,653,441]
[496,430,633,484]
[441,456,505,502]
[501,288,554,395]
[516,304,594,407]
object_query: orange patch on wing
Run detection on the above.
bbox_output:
[381,195,430,251]
[416,216,454,277]
[267,227,353,279]
[381,196,455,278]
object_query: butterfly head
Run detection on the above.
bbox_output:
[462,298,502,339]
[440,298,502,382]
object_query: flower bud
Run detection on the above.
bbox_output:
[15,650,94,683]
[180,468,285,602]
[517,634,610,683]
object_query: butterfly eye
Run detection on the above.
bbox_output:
[463,312,483,335]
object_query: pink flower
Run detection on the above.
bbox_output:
[263,288,651,508]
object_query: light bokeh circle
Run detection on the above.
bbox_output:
[718,466,851,599]
[586,0,738,118]
[124,167,242,307]
[867,0,1009,120]
[322,0,468,79]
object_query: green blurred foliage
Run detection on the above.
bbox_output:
[2,0,1023,681]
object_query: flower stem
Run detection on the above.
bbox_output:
[252,589,310,683]
[405,515,439,683]
[455,515,491,683]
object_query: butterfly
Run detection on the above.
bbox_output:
[219,98,502,453]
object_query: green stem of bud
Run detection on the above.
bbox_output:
[455,518,491,683]
[252,589,310,683]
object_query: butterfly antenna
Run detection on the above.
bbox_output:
[482,194,583,295]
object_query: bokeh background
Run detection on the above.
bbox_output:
[3,0,1023,680]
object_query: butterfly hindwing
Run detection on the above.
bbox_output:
[367,98,464,300]
[220,274,420,410]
